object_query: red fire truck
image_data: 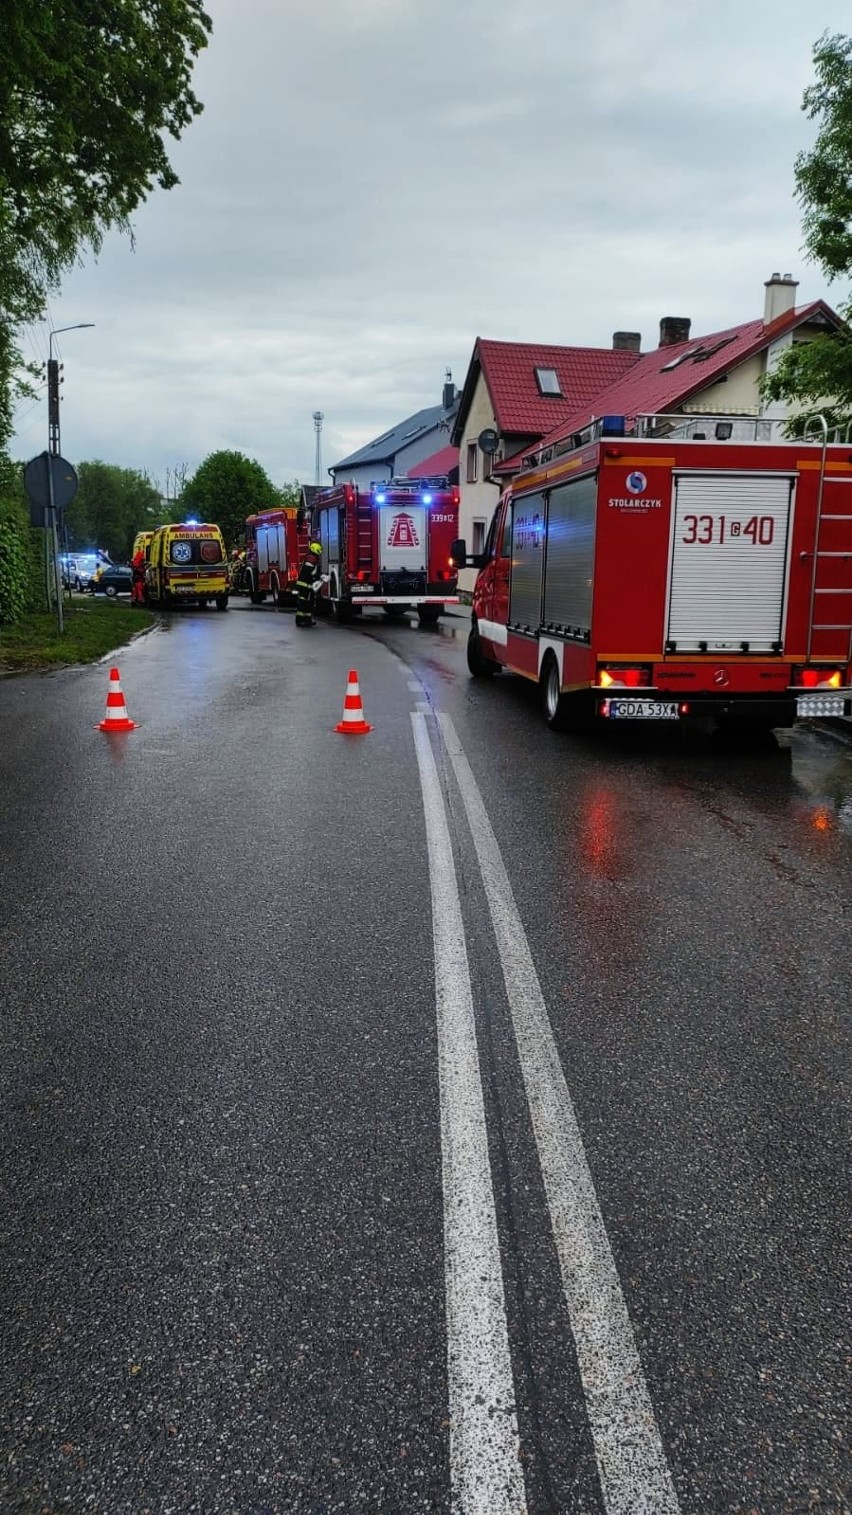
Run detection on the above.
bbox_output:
[243,506,309,607]
[461,413,852,731]
[310,476,460,624]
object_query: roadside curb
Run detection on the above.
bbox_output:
[96,618,162,666]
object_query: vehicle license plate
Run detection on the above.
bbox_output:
[606,700,680,720]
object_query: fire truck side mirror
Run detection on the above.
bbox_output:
[451,537,467,568]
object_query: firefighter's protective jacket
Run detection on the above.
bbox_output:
[296,556,321,594]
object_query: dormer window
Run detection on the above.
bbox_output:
[535,367,562,397]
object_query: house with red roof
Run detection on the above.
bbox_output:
[453,274,845,584]
[502,276,843,476]
[407,443,459,483]
[451,336,641,559]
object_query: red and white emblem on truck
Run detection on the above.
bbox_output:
[387,512,420,548]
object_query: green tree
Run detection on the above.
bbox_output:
[181,451,280,546]
[0,0,211,452]
[762,32,852,432]
[65,461,162,560]
[277,481,302,511]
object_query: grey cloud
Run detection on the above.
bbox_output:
[13,0,849,489]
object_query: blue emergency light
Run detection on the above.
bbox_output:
[375,492,386,504]
[422,493,432,504]
[599,416,625,437]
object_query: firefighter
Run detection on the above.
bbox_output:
[295,541,324,627]
[130,547,146,608]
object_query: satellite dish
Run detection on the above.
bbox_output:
[477,428,499,455]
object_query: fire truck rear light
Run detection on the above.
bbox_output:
[451,488,460,506]
[679,703,690,715]
[598,664,651,688]
[797,667,842,689]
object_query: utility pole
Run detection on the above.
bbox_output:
[45,357,62,616]
[313,411,324,486]
[46,323,94,632]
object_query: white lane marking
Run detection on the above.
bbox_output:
[415,701,431,714]
[408,680,423,692]
[438,712,681,1515]
[410,713,528,1515]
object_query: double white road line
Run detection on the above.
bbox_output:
[411,710,681,1515]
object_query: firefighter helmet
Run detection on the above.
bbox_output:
[309,541,322,555]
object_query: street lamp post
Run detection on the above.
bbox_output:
[47,323,94,631]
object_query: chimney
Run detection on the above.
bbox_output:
[764,271,798,326]
[612,331,642,353]
[442,368,456,410]
[659,317,691,347]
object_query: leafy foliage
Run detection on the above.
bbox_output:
[762,32,852,432]
[0,0,211,451]
[0,459,43,624]
[65,461,163,561]
[180,451,280,547]
[795,32,852,278]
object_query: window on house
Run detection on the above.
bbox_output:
[466,442,478,483]
[472,519,487,556]
[535,366,562,396]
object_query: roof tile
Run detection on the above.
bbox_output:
[478,340,640,436]
[527,302,832,457]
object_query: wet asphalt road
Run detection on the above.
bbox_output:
[0,599,849,1515]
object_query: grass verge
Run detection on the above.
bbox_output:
[0,598,156,673]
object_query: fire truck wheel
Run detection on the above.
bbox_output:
[541,654,589,732]
[467,625,499,678]
[215,595,229,611]
[383,605,409,618]
[332,597,354,623]
[417,605,442,625]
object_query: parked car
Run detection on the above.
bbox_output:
[89,564,133,598]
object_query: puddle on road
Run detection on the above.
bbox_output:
[780,728,852,838]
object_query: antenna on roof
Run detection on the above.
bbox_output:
[313,412,324,485]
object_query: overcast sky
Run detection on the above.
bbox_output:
[12,0,852,494]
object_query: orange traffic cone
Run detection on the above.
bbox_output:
[97,666,137,732]
[335,669,372,735]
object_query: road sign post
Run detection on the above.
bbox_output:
[23,453,79,635]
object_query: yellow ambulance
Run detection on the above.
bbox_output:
[145,521,230,610]
[131,530,154,561]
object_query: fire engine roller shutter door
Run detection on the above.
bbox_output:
[276,522,286,568]
[257,526,270,574]
[508,490,546,632]
[668,472,795,652]
[543,475,596,634]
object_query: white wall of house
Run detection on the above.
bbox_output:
[457,374,504,591]
[682,352,766,415]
